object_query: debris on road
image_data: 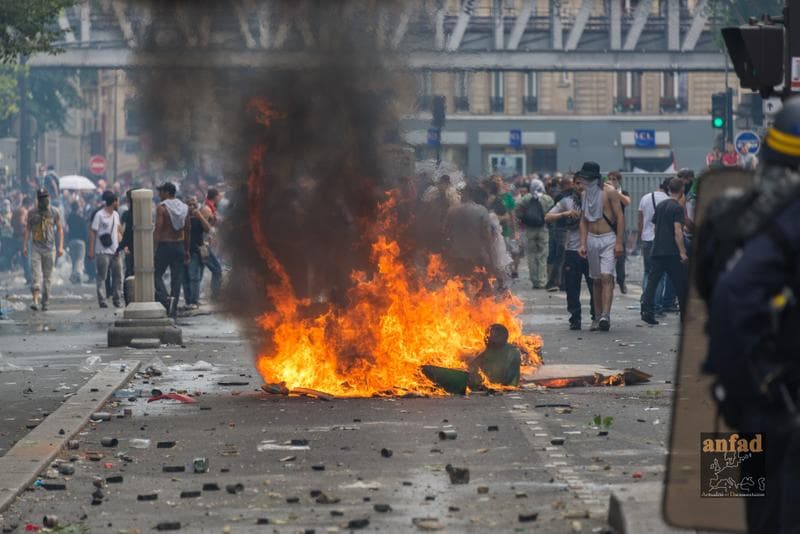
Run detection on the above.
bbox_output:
[100,437,118,447]
[137,493,158,501]
[413,517,444,531]
[380,448,393,458]
[445,464,470,484]
[129,438,150,449]
[438,429,457,440]
[487,425,499,431]
[550,437,565,445]
[147,393,196,404]
[154,521,181,531]
[519,512,539,522]
[346,518,369,529]
[202,483,220,491]
[90,412,111,421]
[374,503,392,512]
[163,465,186,473]
[226,483,244,494]
[157,441,176,449]
[193,457,209,473]
[257,440,310,451]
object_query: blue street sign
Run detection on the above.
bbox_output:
[509,129,522,149]
[634,129,656,148]
[427,128,440,147]
[735,130,761,154]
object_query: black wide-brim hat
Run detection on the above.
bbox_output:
[575,161,601,181]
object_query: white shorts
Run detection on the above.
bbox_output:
[587,232,616,279]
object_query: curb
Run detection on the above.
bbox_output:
[607,482,687,534]
[0,359,140,513]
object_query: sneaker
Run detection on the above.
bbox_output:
[641,313,659,325]
[598,316,610,331]
[569,322,581,331]
[41,303,48,311]
[99,302,108,308]
[589,319,600,331]
[546,286,559,293]
[30,303,38,311]
[619,282,628,294]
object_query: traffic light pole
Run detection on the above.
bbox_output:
[726,87,734,146]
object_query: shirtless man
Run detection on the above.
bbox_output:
[576,162,625,331]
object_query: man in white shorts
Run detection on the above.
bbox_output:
[577,162,625,331]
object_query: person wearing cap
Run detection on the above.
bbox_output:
[22,188,63,311]
[154,182,190,317]
[701,95,800,532]
[88,191,123,308]
[576,162,625,331]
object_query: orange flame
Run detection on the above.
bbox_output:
[246,98,542,397]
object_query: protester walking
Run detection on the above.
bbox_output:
[183,196,212,308]
[22,188,63,311]
[66,201,88,284]
[640,178,689,325]
[88,191,123,308]
[12,197,33,283]
[606,171,630,294]
[545,177,595,330]
[517,178,553,289]
[119,190,135,305]
[154,182,190,317]
[577,162,625,332]
[198,188,224,302]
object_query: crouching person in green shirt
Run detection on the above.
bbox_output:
[468,324,521,389]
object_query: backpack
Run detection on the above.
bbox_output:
[520,197,545,228]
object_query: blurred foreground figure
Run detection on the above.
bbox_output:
[699,96,800,533]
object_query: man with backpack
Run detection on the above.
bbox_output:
[699,96,800,532]
[22,188,63,311]
[88,191,123,308]
[516,178,553,289]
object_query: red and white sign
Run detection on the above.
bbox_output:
[89,155,106,175]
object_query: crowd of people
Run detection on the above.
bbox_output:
[0,172,225,317]
[416,162,699,332]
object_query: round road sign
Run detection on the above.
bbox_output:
[734,131,761,155]
[89,155,106,175]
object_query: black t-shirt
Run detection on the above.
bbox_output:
[651,198,684,257]
[120,209,134,249]
[66,211,88,242]
[189,216,204,253]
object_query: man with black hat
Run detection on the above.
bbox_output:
[154,182,190,317]
[22,188,63,311]
[576,162,625,331]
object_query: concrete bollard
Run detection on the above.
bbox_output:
[131,189,155,303]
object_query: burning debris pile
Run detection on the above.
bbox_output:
[133,0,542,397]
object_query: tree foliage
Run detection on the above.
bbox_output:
[0,67,83,136]
[0,0,77,63]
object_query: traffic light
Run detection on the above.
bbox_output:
[431,95,446,129]
[722,24,783,94]
[711,93,727,129]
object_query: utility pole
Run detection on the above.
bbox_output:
[113,70,119,183]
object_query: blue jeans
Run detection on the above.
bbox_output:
[183,249,222,305]
[640,241,675,313]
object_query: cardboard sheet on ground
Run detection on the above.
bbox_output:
[662,169,753,532]
[521,364,652,387]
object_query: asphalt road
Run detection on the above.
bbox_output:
[0,257,681,532]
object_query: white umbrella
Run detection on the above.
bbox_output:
[59,175,97,191]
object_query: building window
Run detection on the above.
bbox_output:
[417,71,433,111]
[523,71,538,113]
[531,148,557,174]
[614,71,642,112]
[660,71,688,113]
[454,71,470,112]
[124,98,142,136]
[490,71,504,113]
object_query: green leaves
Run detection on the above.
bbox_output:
[0,0,77,64]
[591,415,614,429]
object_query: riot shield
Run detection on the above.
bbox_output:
[663,168,755,532]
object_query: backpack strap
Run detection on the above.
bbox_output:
[651,192,657,211]
[603,213,617,233]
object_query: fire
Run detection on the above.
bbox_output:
[246,99,542,397]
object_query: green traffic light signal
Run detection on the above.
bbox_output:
[713,117,724,128]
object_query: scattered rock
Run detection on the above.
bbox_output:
[425,496,436,501]
[106,475,123,484]
[563,510,590,519]
[162,465,185,473]
[157,441,176,449]
[598,430,609,437]
[550,437,566,445]
[256,518,270,525]
[311,464,325,471]
[226,483,244,494]
[316,493,340,504]
[373,504,392,513]
[137,493,158,501]
[290,439,309,446]
[67,440,79,450]
[448,506,460,512]
[380,448,393,458]
[518,513,539,523]
[91,412,112,421]
[515,492,528,499]
[346,519,369,529]
[477,486,489,494]
[57,464,75,476]
[180,490,201,498]
[202,483,220,491]
[412,518,443,531]
[154,522,181,531]
[286,496,300,503]
[100,437,118,447]
[330,511,344,517]
[40,483,66,491]
[487,425,499,432]
[42,515,58,529]
[445,464,469,484]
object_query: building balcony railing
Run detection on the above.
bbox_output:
[523,96,538,113]
[659,96,688,113]
[614,96,641,113]
[454,96,470,112]
[490,96,504,113]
